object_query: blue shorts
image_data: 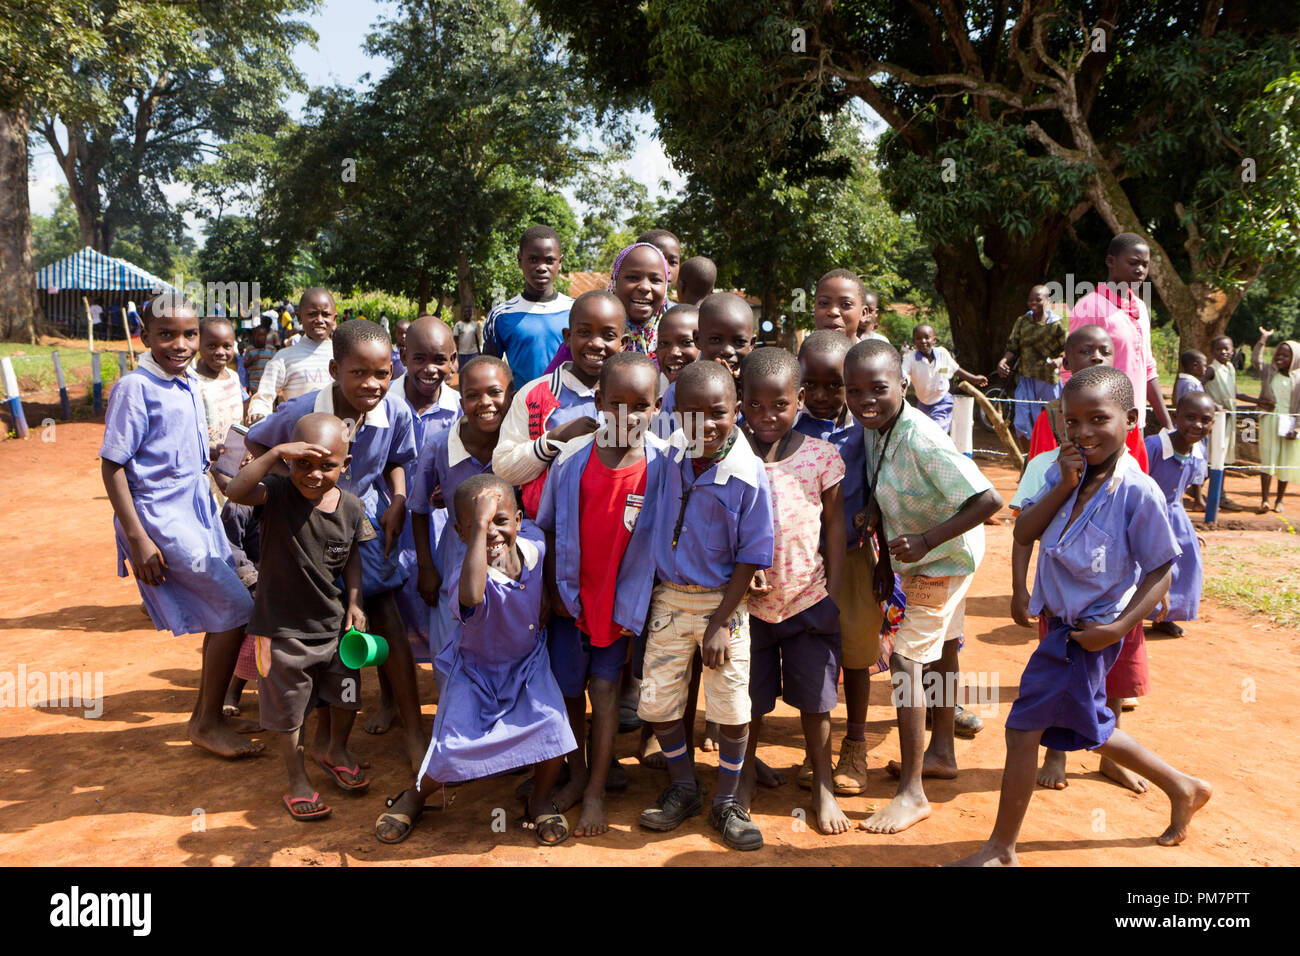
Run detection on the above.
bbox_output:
[1004,616,1123,751]
[547,615,630,698]
[1012,376,1060,439]
[917,393,954,433]
[748,595,842,716]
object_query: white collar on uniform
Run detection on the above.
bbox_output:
[668,426,762,488]
[554,426,667,466]
[558,362,596,398]
[485,534,540,584]
[313,383,390,438]
[1158,428,1205,461]
[393,375,460,417]
[138,351,194,383]
[447,417,478,466]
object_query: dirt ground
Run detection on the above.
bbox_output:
[1,419,1297,867]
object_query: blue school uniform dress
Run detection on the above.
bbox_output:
[100,353,254,636]
[392,378,461,658]
[1006,453,1180,750]
[1173,374,1209,460]
[408,419,496,661]
[1145,432,1205,623]
[246,385,418,597]
[417,536,576,784]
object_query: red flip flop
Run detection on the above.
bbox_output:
[316,757,371,793]
[283,792,331,821]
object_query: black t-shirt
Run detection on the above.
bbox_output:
[248,474,375,641]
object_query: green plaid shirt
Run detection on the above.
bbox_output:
[863,404,992,577]
[1005,313,1066,384]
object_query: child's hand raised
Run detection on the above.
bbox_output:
[547,416,600,445]
[276,441,332,463]
[470,487,503,528]
[1057,440,1086,488]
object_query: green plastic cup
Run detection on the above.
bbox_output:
[339,627,389,669]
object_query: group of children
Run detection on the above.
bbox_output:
[99,224,1219,861]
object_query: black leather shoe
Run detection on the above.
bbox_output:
[708,798,763,850]
[639,783,703,831]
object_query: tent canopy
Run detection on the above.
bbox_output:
[36,246,177,295]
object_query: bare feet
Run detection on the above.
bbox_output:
[574,795,610,837]
[755,756,785,788]
[948,842,1018,867]
[637,734,667,770]
[188,717,264,758]
[1037,749,1068,790]
[224,714,260,734]
[1149,621,1185,637]
[885,753,958,780]
[813,787,851,835]
[1158,777,1212,846]
[362,702,399,735]
[858,791,931,834]
[1100,756,1149,794]
[549,767,589,813]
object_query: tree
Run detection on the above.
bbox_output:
[195,215,293,303]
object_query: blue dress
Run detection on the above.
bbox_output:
[1145,432,1205,622]
[99,359,253,636]
[417,536,576,784]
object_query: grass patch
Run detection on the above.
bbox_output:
[1202,541,1300,628]
[0,342,127,394]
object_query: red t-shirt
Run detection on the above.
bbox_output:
[1028,408,1149,473]
[576,448,648,646]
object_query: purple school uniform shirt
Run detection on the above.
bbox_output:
[652,430,775,589]
[1022,452,1180,626]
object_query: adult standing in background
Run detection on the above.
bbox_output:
[997,284,1066,452]
[454,305,483,365]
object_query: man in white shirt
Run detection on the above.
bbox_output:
[900,323,987,433]
[453,305,482,362]
[247,288,337,421]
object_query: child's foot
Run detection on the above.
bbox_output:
[708,798,763,850]
[1037,749,1068,790]
[188,717,264,758]
[796,754,814,790]
[574,794,610,837]
[1158,777,1213,846]
[1149,621,1184,637]
[639,783,703,831]
[549,766,589,813]
[403,732,427,775]
[309,744,371,771]
[885,752,958,780]
[948,842,1018,867]
[223,714,260,734]
[701,720,719,752]
[755,756,785,788]
[832,738,869,795]
[858,791,931,834]
[1256,500,1271,514]
[362,702,399,735]
[813,787,852,835]
[221,703,241,717]
[375,788,424,844]
[1121,697,1139,711]
[1099,756,1149,793]
[637,734,667,770]
[282,790,331,821]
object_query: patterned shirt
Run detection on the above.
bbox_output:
[862,403,992,578]
[1004,312,1066,384]
[243,346,277,393]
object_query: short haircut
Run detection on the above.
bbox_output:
[1062,364,1134,411]
[332,318,391,363]
[912,322,935,336]
[297,287,334,312]
[816,268,867,302]
[520,224,561,249]
[453,473,517,525]
[846,338,903,376]
[678,255,716,289]
[459,353,511,383]
[799,328,852,362]
[291,411,349,451]
[742,346,801,392]
[1176,390,1216,413]
[599,350,657,393]
[1210,334,1233,347]
[1179,349,1207,370]
[570,289,625,327]
[141,294,200,329]
[1065,323,1111,350]
[199,316,234,338]
[1107,232,1149,257]
[660,303,699,327]
[637,228,679,248]
[698,291,753,332]
[676,358,736,404]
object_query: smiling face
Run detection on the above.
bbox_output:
[1064,328,1114,372]
[677,374,738,458]
[800,348,847,422]
[519,237,562,297]
[1275,342,1294,374]
[1183,354,1208,381]
[1062,387,1136,468]
[654,307,698,381]
[403,320,456,400]
[615,246,667,326]
[456,492,522,562]
[845,353,905,432]
[459,361,511,437]
[1106,243,1150,286]
[648,236,681,287]
[1173,393,1215,447]
[1211,336,1233,365]
[698,298,756,382]
[252,327,268,349]
[912,325,936,357]
[329,338,392,415]
[198,321,235,376]
[287,420,350,501]
[597,363,659,449]
[142,307,201,375]
[1027,286,1050,318]
[743,370,802,447]
[563,297,625,386]
[813,277,864,339]
[299,292,336,342]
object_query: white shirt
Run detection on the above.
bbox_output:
[247,336,334,419]
[901,346,956,406]
[89,304,104,324]
[453,320,482,355]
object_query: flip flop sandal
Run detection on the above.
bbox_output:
[283,792,331,821]
[519,802,570,847]
[375,791,425,844]
[317,757,371,793]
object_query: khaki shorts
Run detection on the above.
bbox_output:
[840,546,885,670]
[891,573,974,666]
[638,583,751,726]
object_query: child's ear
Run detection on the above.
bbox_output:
[1126,407,1139,428]
[328,359,339,381]
[561,326,571,347]
[796,385,806,406]
[342,452,352,470]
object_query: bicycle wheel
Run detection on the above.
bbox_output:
[978,385,1008,433]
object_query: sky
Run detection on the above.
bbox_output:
[26,0,685,234]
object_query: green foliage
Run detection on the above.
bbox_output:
[194,215,294,302]
[335,291,423,324]
[31,187,80,267]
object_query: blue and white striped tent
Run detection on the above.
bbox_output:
[36,247,177,332]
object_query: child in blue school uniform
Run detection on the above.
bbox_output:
[1146,392,1213,637]
[99,296,260,759]
[639,360,774,851]
[409,356,513,665]
[734,348,851,836]
[374,475,577,846]
[1173,349,1210,509]
[245,319,427,773]
[954,367,1212,866]
[536,352,668,838]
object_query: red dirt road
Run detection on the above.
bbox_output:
[1,421,1296,866]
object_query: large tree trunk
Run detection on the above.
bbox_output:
[416,269,430,316]
[456,249,474,319]
[0,107,41,343]
[933,221,1066,373]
